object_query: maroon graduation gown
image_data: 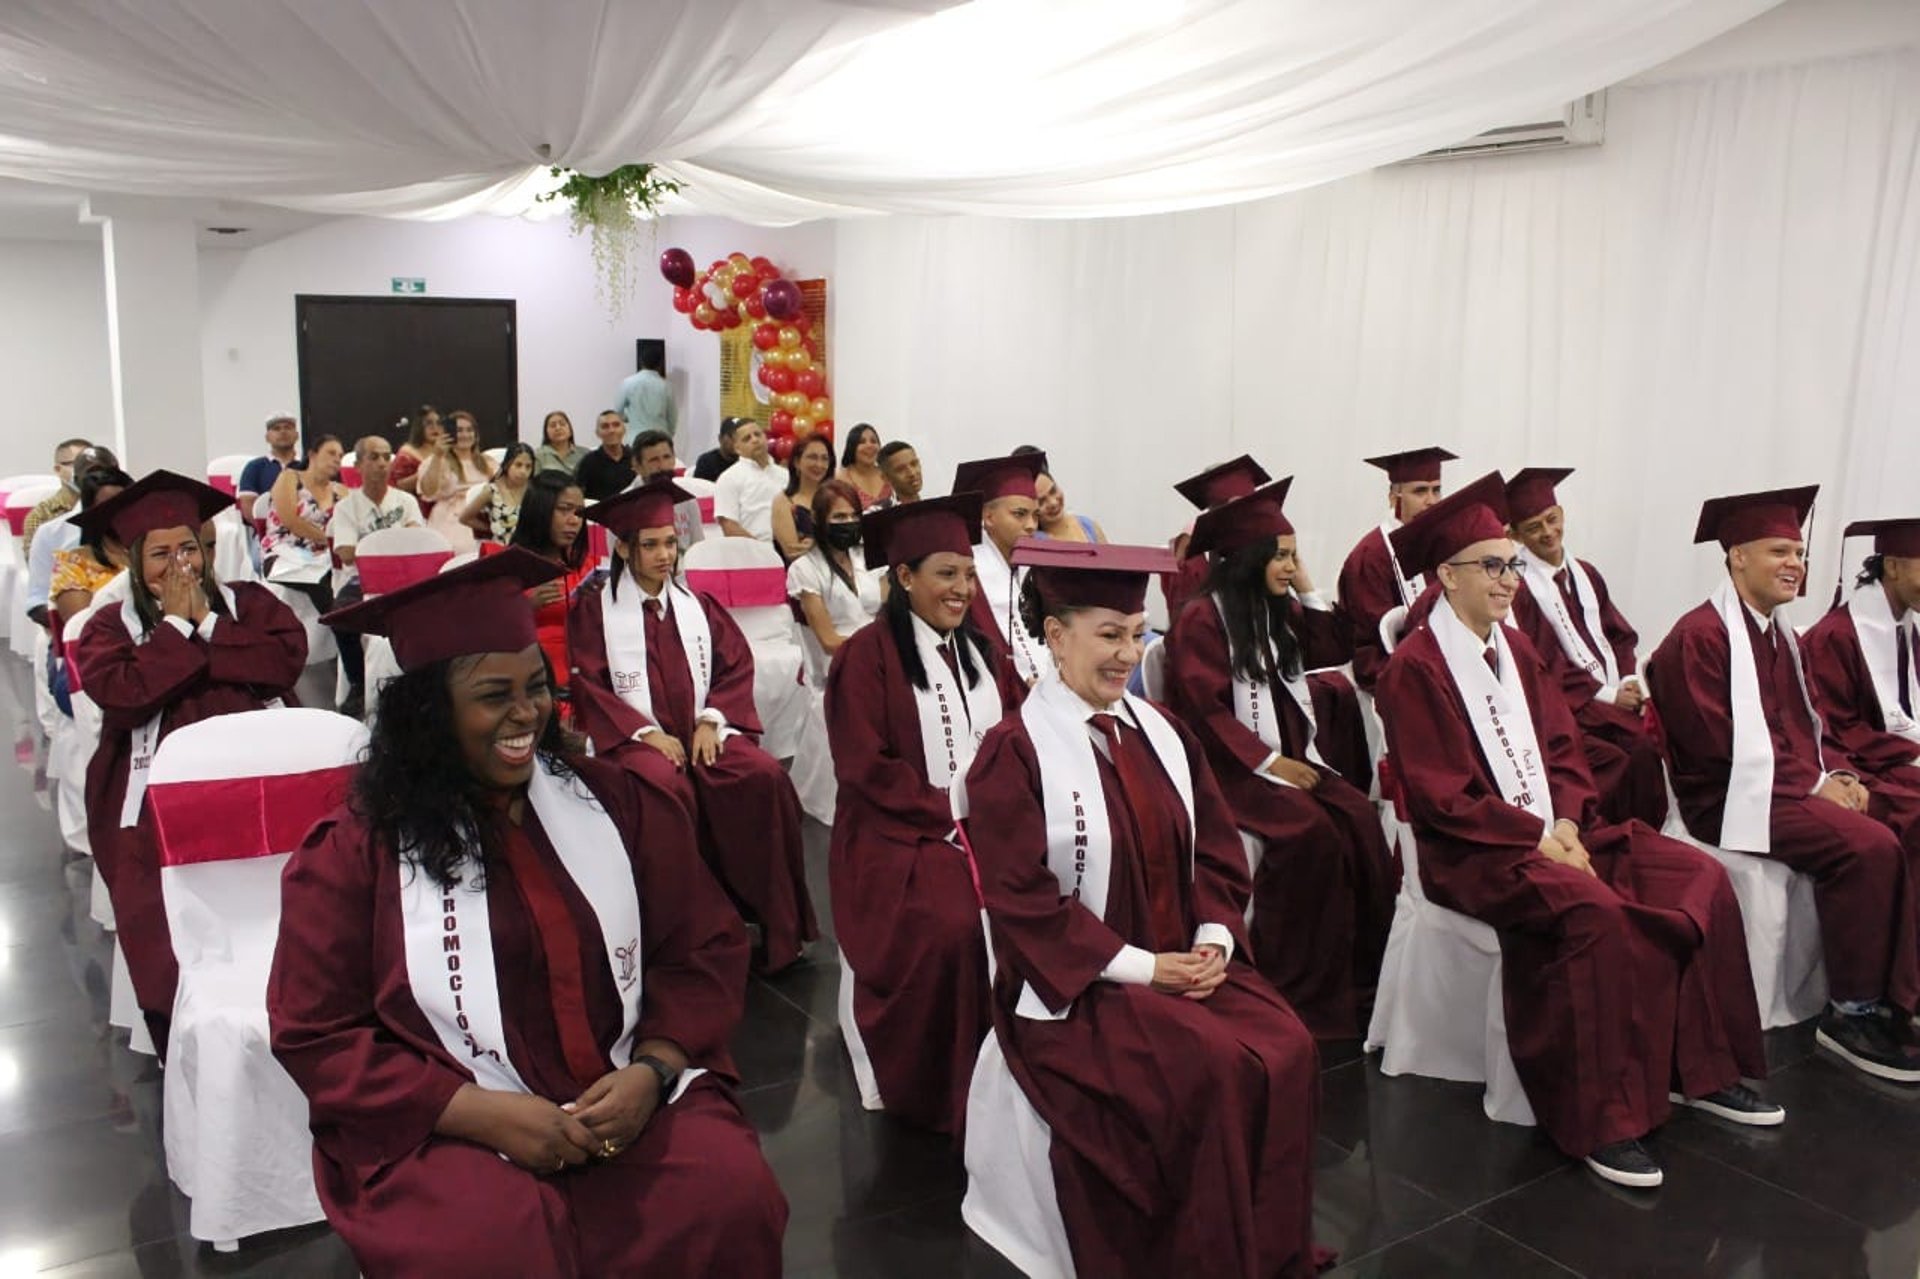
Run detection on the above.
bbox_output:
[1803,603,1920,852]
[74,583,306,1048]
[1648,602,1920,1011]
[1165,595,1394,1040]
[267,757,786,1277]
[1336,525,1428,692]
[823,621,1024,1134]
[965,713,1320,1279]
[1508,560,1668,829]
[1376,623,1764,1159]
[568,578,817,973]
[966,587,1021,685]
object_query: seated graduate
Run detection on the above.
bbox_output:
[272,549,785,1277]
[1503,468,1667,828]
[1375,472,1778,1191]
[72,471,306,1055]
[1165,454,1271,625]
[824,495,1025,1135]
[1336,445,1456,691]
[962,538,1320,1278]
[954,451,1052,684]
[1649,491,1920,1082]
[1164,478,1395,1040]
[565,477,817,974]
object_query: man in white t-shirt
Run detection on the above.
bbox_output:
[329,435,423,716]
[713,420,788,544]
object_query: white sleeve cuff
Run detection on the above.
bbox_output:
[1594,683,1619,705]
[1296,589,1331,612]
[196,613,220,642]
[1193,923,1236,961]
[696,707,727,729]
[630,726,661,741]
[1811,771,1830,796]
[1253,751,1300,788]
[163,615,194,639]
[1099,944,1156,986]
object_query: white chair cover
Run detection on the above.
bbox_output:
[962,1027,1075,1279]
[207,454,254,489]
[210,508,258,586]
[7,480,63,660]
[149,707,367,1246]
[682,537,810,759]
[836,949,884,1112]
[52,575,128,858]
[1138,635,1168,700]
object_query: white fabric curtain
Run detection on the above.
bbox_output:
[830,49,1920,640]
[0,0,1777,220]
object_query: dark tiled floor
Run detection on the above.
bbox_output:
[2,654,1919,1276]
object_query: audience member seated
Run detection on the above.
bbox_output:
[387,405,443,507]
[954,452,1049,683]
[72,471,307,1056]
[1336,445,1456,692]
[506,472,595,704]
[692,416,745,483]
[1376,473,1777,1190]
[277,549,786,1276]
[1648,487,1920,1083]
[714,420,788,544]
[263,435,348,613]
[1032,468,1107,544]
[876,440,922,506]
[421,411,496,542]
[535,409,588,476]
[617,345,677,444]
[788,480,885,668]
[567,479,818,974]
[461,442,534,543]
[837,424,892,510]
[27,446,120,629]
[827,495,1021,1133]
[330,434,424,717]
[237,413,301,513]
[772,435,833,562]
[627,429,702,551]
[1165,479,1393,1040]
[51,467,132,626]
[962,539,1320,1277]
[576,410,634,502]
[23,436,91,552]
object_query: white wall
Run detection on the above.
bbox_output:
[0,238,114,471]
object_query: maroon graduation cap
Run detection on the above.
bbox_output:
[1364,446,1457,485]
[1504,467,1575,525]
[72,470,234,545]
[1173,455,1272,512]
[862,493,983,568]
[1692,486,1819,550]
[582,477,696,537]
[1842,518,1920,558]
[322,546,562,673]
[1388,471,1511,579]
[951,452,1045,502]
[1185,477,1297,560]
[1011,539,1177,615]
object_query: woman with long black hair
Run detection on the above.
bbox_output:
[1163,478,1395,1040]
[507,470,595,701]
[270,548,785,1276]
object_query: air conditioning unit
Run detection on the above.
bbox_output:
[1401,91,1607,164]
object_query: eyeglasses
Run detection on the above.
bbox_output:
[1446,556,1526,581]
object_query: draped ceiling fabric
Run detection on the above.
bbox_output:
[0,0,1781,222]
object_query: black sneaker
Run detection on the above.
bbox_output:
[1584,1139,1663,1189]
[1815,1010,1920,1083]
[1669,1083,1785,1126]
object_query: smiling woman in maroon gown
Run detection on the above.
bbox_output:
[270,549,786,1277]
[961,538,1320,1278]
[72,471,306,1055]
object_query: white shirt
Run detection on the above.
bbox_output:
[786,546,883,637]
[330,487,423,586]
[712,457,788,543]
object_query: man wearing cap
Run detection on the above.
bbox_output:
[567,478,817,974]
[1377,472,1777,1190]
[1336,446,1457,692]
[1504,468,1666,828]
[1648,488,1920,1083]
[955,451,1053,684]
[712,420,788,543]
[238,413,301,514]
[72,471,308,1053]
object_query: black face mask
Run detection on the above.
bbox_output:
[823,522,863,550]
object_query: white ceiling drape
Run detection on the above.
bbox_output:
[0,0,1782,222]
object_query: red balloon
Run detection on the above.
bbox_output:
[730,273,757,300]
[750,255,775,275]
[709,259,727,274]
[814,418,834,441]
[744,295,768,319]
[752,323,780,351]
[763,278,802,321]
[770,409,795,435]
[795,368,826,398]
[770,437,794,464]
[764,365,795,394]
[671,287,695,314]
[719,306,744,329]
[659,247,695,289]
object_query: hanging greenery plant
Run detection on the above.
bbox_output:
[538,163,683,313]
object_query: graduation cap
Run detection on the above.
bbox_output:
[1505,467,1576,525]
[1388,471,1510,580]
[322,546,562,673]
[1842,518,1920,558]
[1173,455,1272,511]
[1364,446,1457,485]
[1185,478,1296,560]
[1692,486,1819,550]
[71,470,235,546]
[1011,539,1177,616]
[581,477,695,537]
[862,493,983,568]
[951,452,1045,502]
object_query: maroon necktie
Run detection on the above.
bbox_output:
[1554,567,1607,660]
[1483,645,1500,678]
[1089,713,1187,952]
[496,822,607,1093]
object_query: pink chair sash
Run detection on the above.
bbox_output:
[149,764,357,867]
[207,474,237,497]
[339,465,362,489]
[5,503,34,536]
[685,566,790,608]
[357,551,453,597]
[697,496,715,523]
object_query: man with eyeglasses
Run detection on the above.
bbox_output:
[1648,489,1920,1085]
[1503,468,1666,829]
[1336,445,1456,691]
[1376,471,1779,1193]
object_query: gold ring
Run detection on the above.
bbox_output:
[599,1139,619,1159]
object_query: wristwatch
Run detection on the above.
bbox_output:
[635,1053,683,1097]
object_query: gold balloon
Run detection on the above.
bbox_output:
[785,350,812,371]
[810,397,832,420]
[792,413,815,436]
[777,326,803,349]
[781,391,808,414]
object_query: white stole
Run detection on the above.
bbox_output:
[1518,553,1621,687]
[910,614,1006,789]
[399,759,652,1096]
[1714,579,1825,853]
[118,583,245,829]
[973,537,1052,682]
[1213,593,1326,772]
[1378,519,1424,607]
[1429,599,1554,836]
[601,576,714,728]
[1847,585,1920,746]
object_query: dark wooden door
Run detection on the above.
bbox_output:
[294,296,519,450]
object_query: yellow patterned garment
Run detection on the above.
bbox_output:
[49,548,118,602]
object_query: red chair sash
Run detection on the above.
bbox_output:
[5,505,32,536]
[149,764,357,867]
[357,551,453,597]
[338,465,362,489]
[685,566,790,608]
[697,496,715,523]
[206,474,237,497]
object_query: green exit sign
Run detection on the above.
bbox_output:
[391,277,426,294]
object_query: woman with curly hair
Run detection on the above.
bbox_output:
[269,548,785,1276]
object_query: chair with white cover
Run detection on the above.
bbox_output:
[206,454,254,495]
[50,574,130,856]
[351,527,454,722]
[682,537,809,759]
[147,707,367,1249]
[7,479,63,660]
[0,472,52,642]
[962,1025,1076,1279]
[673,475,720,533]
